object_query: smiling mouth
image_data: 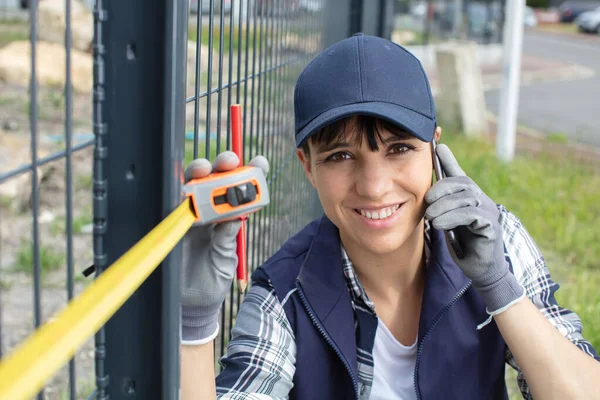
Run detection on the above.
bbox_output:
[354,204,401,220]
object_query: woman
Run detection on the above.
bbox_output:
[179,34,600,399]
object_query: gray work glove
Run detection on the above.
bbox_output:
[425,144,525,315]
[181,151,269,344]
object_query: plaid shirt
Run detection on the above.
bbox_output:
[216,206,599,399]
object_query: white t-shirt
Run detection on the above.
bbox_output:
[370,318,418,400]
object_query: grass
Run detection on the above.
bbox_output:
[73,270,91,284]
[0,195,12,208]
[0,17,29,46]
[75,174,93,191]
[546,132,568,144]
[184,135,260,165]
[58,380,95,400]
[441,131,600,354]
[22,99,55,121]
[0,95,14,106]
[536,23,578,35]
[51,211,93,235]
[0,18,29,26]
[185,138,219,165]
[188,24,270,53]
[0,29,28,46]
[13,241,65,277]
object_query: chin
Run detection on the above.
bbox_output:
[356,233,408,255]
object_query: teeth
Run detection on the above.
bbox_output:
[359,204,400,220]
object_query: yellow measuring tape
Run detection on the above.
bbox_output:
[0,199,197,400]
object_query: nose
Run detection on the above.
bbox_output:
[354,157,394,199]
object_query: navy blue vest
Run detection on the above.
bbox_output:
[252,216,509,399]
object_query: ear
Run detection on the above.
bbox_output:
[296,149,316,188]
[434,126,442,141]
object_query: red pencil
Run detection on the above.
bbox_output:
[230,105,248,293]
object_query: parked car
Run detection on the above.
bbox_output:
[576,6,600,32]
[558,0,600,23]
[190,0,232,15]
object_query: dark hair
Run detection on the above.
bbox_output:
[300,115,411,156]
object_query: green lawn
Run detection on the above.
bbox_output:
[184,135,260,165]
[535,23,579,35]
[13,241,65,278]
[441,132,600,353]
[188,24,271,53]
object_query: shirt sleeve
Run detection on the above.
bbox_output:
[498,205,600,400]
[215,280,297,399]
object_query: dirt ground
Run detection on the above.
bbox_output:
[0,77,97,397]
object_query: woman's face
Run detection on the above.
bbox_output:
[297,119,441,256]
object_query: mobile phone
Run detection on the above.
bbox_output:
[431,138,465,259]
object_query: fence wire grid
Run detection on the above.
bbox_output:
[183,0,327,370]
[0,0,326,398]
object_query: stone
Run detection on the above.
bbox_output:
[39,209,56,224]
[435,42,488,137]
[38,0,93,53]
[79,223,93,234]
[0,40,93,93]
[3,119,18,132]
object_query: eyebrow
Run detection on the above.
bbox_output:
[316,132,414,154]
[381,132,413,142]
[316,141,352,154]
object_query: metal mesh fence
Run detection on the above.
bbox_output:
[0,0,325,398]
[1,0,96,399]
[183,0,326,362]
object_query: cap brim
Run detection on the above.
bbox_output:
[295,102,436,148]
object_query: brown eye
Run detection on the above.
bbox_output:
[326,152,352,162]
[389,143,413,155]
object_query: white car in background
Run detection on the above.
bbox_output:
[576,6,600,33]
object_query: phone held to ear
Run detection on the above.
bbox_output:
[431,138,465,259]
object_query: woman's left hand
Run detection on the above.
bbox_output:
[424,143,525,315]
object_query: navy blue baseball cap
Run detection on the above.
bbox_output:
[294,33,437,148]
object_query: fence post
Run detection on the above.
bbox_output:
[323,0,352,46]
[161,0,187,398]
[323,0,393,47]
[93,0,186,398]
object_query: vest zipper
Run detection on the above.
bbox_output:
[296,283,360,400]
[413,281,472,400]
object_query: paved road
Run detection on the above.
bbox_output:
[484,30,600,147]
